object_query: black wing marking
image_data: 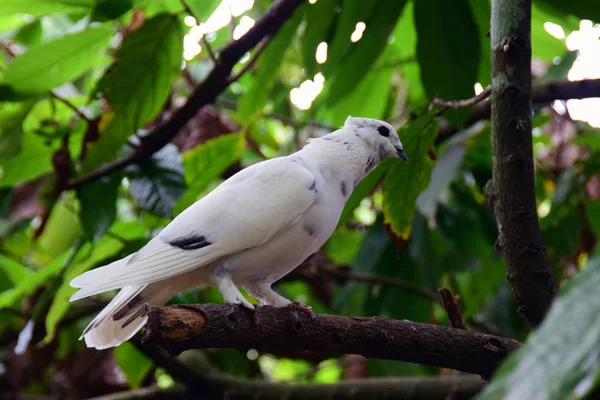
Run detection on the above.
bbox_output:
[169,235,212,250]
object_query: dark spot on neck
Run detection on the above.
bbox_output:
[340,180,347,197]
[303,223,317,238]
[353,179,359,187]
[309,180,316,191]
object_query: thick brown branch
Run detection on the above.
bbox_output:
[143,304,521,380]
[489,0,558,326]
[67,0,305,190]
[88,376,485,400]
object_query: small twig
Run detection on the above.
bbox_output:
[50,92,92,123]
[438,287,468,330]
[431,85,492,110]
[324,267,441,304]
[226,36,271,84]
[67,152,139,189]
[202,36,219,65]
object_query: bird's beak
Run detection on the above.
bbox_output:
[395,147,408,162]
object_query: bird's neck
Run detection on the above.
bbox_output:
[296,136,379,185]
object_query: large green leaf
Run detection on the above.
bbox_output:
[83,14,183,171]
[125,144,186,218]
[337,159,393,229]
[0,250,72,309]
[323,0,377,76]
[0,0,94,17]
[477,257,600,400]
[382,113,437,239]
[0,102,34,159]
[44,221,146,343]
[236,5,305,124]
[467,0,491,85]
[78,172,121,243]
[301,0,337,76]
[184,0,220,23]
[538,0,600,22]
[324,0,407,106]
[0,131,54,188]
[319,67,395,126]
[175,133,245,214]
[2,26,113,95]
[115,341,154,388]
[0,255,31,285]
[91,0,134,21]
[414,0,480,124]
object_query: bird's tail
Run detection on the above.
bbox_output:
[80,284,154,349]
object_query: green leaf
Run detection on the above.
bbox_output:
[3,26,113,95]
[302,0,337,76]
[44,221,146,343]
[319,59,395,126]
[382,113,437,239]
[78,173,121,243]
[184,0,221,23]
[14,20,43,47]
[125,144,186,218]
[83,14,184,171]
[0,131,54,188]
[0,102,34,159]
[175,133,245,214]
[466,0,491,86]
[91,0,134,21]
[586,201,600,240]
[537,0,600,22]
[0,255,31,285]
[337,159,393,228]
[0,0,94,17]
[0,250,71,309]
[114,341,153,388]
[531,3,567,61]
[323,0,377,76]
[476,257,600,400]
[236,5,305,124]
[36,196,82,261]
[324,0,407,106]
[414,0,480,124]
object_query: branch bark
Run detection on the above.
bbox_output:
[89,375,485,400]
[143,304,521,380]
[66,0,306,189]
[489,0,558,327]
[436,78,600,144]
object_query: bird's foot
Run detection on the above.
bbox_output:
[286,302,318,321]
[235,303,262,330]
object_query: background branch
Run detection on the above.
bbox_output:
[143,304,521,380]
[489,0,558,327]
[67,0,306,190]
[436,78,600,144]
[88,375,485,400]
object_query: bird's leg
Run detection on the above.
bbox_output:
[214,273,255,309]
[247,281,318,321]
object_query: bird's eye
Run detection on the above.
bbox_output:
[377,125,390,137]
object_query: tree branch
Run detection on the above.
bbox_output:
[66,0,306,190]
[436,78,600,144]
[489,0,558,327]
[438,287,468,330]
[143,304,521,380]
[88,376,485,400]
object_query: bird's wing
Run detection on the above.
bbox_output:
[70,157,318,298]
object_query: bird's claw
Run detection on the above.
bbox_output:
[236,303,262,330]
[287,302,318,321]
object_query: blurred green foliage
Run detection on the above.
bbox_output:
[0,0,599,398]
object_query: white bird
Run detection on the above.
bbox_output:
[70,116,407,349]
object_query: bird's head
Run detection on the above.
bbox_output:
[344,117,407,162]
